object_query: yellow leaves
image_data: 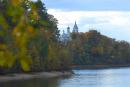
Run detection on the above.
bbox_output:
[29,11,39,21]
[27,26,35,35]
[13,16,35,38]
[16,47,32,71]
[29,3,39,21]
[0,51,5,66]
[91,45,104,55]
[12,23,33,72]
[20,55,32,72]
[7,6,23,17]
[13,23,34,48]
[0,50,16,68]
[0,0,52,72]
[12,19,25,37]
[0,14,8,30]
[6,1,24,24]
[13,26,21,37]
[10,0,23,6]
[20,57,32,71]
[0,44,6,49]
[13,31,28,47]
[11,15,35,72]
[4,51,16,68]
[28,26,34,33]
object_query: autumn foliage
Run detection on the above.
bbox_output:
[70,30,130,65]
[0,0,71,73]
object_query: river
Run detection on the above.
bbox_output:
[1,68,130,87]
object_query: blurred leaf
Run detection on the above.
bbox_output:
[20,58,31,71]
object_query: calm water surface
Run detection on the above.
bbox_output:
[1,68,130,87]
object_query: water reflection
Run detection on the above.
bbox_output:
[1,68,130,87]
[0,78,60,87]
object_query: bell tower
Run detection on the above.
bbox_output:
[73,21,78,33]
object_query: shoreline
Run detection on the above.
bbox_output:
[71,64,130,69]
[1,65,130,82]
[0,71,73,82]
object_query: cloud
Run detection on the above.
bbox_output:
[78,17,110,25]
[48,9,130,42]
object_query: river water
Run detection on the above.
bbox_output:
[1,68,130,87]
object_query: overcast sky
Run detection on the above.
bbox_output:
[43,0,130,42]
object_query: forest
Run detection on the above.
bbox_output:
[70,30,130,65]
[0,0,130,74]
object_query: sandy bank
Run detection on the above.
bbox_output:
[0,71,72,82]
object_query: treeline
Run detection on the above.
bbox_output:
[0,0,71,73]
[69,30,130,65]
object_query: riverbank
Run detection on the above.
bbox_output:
[0,71,73,82]
[72,64,130,69]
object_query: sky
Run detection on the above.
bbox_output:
[43,0,130,42]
